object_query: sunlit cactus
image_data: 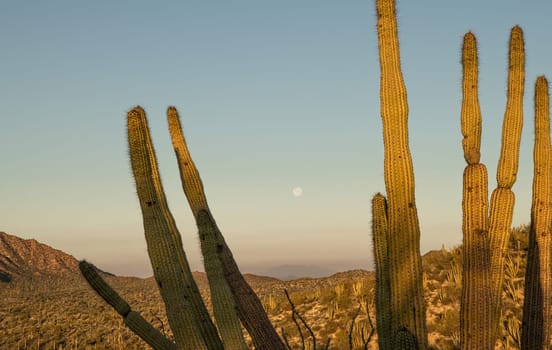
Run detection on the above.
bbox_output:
[373,0,427,348]
[459,26,525,349]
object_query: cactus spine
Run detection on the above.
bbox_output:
[521,76,552,349]
[460,27,525,349]
[374,0,427,348]
[167,107,286,350]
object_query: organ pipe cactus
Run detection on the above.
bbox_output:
[81,106,287,349]
[373,0,427,348]
[167,107,285,350]
[460,26,525,349]
[521,76,552,349]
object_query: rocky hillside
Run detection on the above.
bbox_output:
[0,231,80,282]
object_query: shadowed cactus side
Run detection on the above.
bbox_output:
[459,26,525,350]
[371,193,392,350]
[167,107,284,349]
[521,76,552,350]
[372,0,427,348]
[81,106,287,349]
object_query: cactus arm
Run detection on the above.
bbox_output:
[375,0,427,348]
[371,193,392,350]
[522,76,552,349]
[459,32,494,350]
[167,106,209,217]
[197,210,288,350]
[487,26,525,340]
[167,107,286,350]
[79,261,177,350]
[127,106,223,350]
[166,107,248,350]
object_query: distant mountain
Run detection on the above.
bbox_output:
[257,264,339,281]
[0,231,80,282]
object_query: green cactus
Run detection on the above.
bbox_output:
[522,76,552,349]
[167,107,248,350]
[459,26,525,349]
[373,0,427,348]
[79,260,177,350]
[167,107,286,349]
[371,193,392,350]
[126,106,223,350]
[81,106,287,350]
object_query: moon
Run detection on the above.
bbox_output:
[292,186,303,197]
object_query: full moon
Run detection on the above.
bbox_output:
[292,186,303,197]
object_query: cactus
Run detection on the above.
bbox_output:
[79,260,177,350]
[167,107,248,350]
[459,27,525,349]
[126,106,222,350]
[459,32,494,350]
[373,0,427,348]
[371,193,391,350]
[167,106,286,349]
[521,76,552,349]
[81,106,289,349]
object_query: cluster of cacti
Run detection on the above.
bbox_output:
[371,0,551,349]
[81,106,287,349]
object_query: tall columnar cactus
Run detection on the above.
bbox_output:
[81,106,288,349]
[167,107,286,350]
[127,107,223,350]
[522,76,552,350]
[460,27,525,349]
[459,32,493,350]
[373,0,427,348]
[167,107,247,350]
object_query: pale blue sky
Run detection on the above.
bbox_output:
[1,1,551,277]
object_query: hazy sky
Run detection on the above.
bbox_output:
[1,1,551,277]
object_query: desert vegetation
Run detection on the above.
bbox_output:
[0,228,531,349]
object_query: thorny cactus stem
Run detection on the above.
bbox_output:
[487,26,524,341]
[375,0,427,348]
[128,107,223,350]
[460,26,525,349]
[167,107,248,350]
[372,194,392,350]
[522,76,552,350]
[79,261,177,350]
[168,107,286,350]
[460,32,493,350]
